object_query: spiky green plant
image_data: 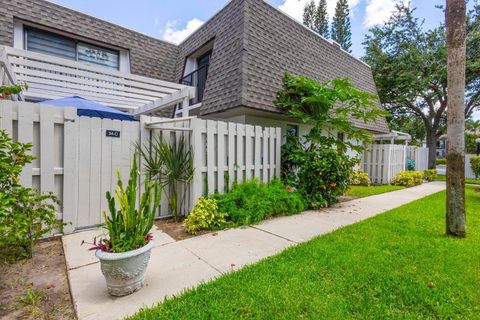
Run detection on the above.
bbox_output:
[101,156,161,253]
[138,135,194,221]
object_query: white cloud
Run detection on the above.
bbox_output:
[277,0,360,23]
[161,18,204,44]
[363,0,410,27]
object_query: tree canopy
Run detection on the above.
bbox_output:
[331,0,352,52]
[362,3,480,168]
[303,0,329,38]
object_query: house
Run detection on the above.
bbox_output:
[0,0,389,139]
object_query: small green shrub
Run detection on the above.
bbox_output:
[436,158,447,165]
[470,156,480,179]
[406,159,415,171]
[423,169,437,182]
[391,171,423,187]
[212,179,305,226]
[184,197,227,235]
[0,130,62,258]
[350,170,371,186]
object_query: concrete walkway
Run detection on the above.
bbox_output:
[63,182,445,320]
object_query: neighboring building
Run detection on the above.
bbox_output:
[0,0,389,137]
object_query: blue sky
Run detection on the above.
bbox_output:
[47,0,446,58]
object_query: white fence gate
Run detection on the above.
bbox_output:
[1,102,281,232]
[362,144,429,184]
[1,101,141,233]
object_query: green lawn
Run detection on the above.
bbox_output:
[345,185,405,198]
[130,187,480,320]
[435,174,480,185]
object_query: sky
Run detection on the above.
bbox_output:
[47,0,447,59]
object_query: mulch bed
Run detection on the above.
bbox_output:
[0,238,76,320]
[155,218,212,241]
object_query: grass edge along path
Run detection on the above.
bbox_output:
[345,185,405,198]
[435,174,480,185]
[129,187,480,320]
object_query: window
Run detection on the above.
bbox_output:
[286,124,299,137]
[25,27,120,70]
[337,132,345,142]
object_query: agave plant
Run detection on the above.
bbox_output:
[86,156,161,253]
[138,135,194,221]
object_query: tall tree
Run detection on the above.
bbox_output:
[331,0,352,52]
[446,0,467,237]
[315,0,329,38]
[303,0,317,30]
[362,3,480,169]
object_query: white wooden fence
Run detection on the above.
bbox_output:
[406,146,429,171]
[1,102,281,232]
[143,116,282,217]
[362,144,429,184]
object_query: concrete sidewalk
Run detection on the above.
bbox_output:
[63,182,445,320]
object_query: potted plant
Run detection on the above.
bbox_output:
[83,157,160,296]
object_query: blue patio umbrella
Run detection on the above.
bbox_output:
[38,96,136,121]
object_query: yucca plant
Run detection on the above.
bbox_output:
[138,135,194,221]
[88,156,161,253]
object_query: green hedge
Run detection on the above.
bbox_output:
[436,159,447,165]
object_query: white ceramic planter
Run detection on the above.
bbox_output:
[95,241,154,296]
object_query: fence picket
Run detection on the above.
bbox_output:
[206,120,216,195]
[40,106,55,194]
[236,124,245,183]
[89,117,102,225]
[254,126,262,179]
[228,122,236,189]
[262,128,269,182]
[63,107,78,233]
[245,125,254,180]
[17,102,33,187]
[217,121,227,193]
[0,100,13,135]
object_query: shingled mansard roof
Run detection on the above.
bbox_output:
[177,0,390,133]
[0,0,389,133]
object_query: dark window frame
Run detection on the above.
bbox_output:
[24,26,120,70]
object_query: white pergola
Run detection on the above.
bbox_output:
[373,130,412,145]
[0,45,195,116]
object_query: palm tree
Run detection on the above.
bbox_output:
[445,0,467,237]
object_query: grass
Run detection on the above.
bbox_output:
[129,187,480,320]
[345,185,405,198]
[435,174,480,185]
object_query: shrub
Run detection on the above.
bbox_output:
[350,170,371,186]
[436,158,447,165]
[275,74,386,209]
[85,157,161,253]
[282,136,357,209]
[212,179,305,226]
[391,171,423,187]
[470,156,480,179]
[423,169,437,182]
[406,159,415,171]
[184,198,227,235]
[0,130,62,257]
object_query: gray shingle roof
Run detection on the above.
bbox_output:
[178,0,389,133]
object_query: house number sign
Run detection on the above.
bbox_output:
[106,130,121,138]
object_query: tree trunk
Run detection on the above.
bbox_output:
[426,129,437,169]
[445,0,467,237]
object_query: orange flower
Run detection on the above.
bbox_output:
[285,186,294,192]
[330,182,337,187]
